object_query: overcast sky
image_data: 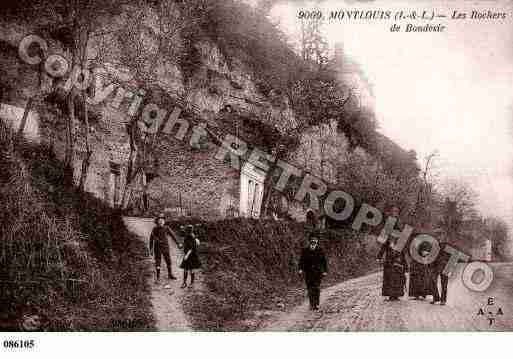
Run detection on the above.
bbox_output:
[270,0,513,229]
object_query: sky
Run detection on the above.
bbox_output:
[269,0,513,229]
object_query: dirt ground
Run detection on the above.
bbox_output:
[123,216,203,331]
[121,217,513,332]
[261,263,513,331]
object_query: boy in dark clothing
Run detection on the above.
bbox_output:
[149,214,180,283]
[299,234,328,311]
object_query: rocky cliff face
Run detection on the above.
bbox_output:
[0,4,301,220]
[1,3,383,224]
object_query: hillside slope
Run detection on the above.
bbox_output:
[0,123,154,331]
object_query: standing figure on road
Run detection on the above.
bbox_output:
[180,225,202,288]
[298,234,328,311]
[429,230,451,305]
[377,237,408,301]
[149,213,180,283]
[408,238,432,300]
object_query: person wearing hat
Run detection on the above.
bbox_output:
[429,229,451,305]
[179,224,202,288]
[377,235,408,301]
[375,205,408,301]
[149,214,180,283]
[408,224,434,300]
[298,234,328,311]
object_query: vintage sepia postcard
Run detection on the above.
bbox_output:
[1,0,512,355]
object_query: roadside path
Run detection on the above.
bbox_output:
[123,216,196,331]
[262,263,513,331]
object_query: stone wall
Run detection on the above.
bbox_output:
[153,137,240,219]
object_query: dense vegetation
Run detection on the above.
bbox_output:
[0,123,154,330]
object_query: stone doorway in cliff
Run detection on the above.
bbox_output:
[239,162,266,218]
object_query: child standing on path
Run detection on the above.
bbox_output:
[180,225,202,288]
[149,214,181,283]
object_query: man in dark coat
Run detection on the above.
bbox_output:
[429,232,451,305]
[298,234,328,311]
[149,213,180,283]
[377,237,408,301]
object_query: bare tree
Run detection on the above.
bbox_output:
[9,0,127,187]
[114,1,193,211]
[437,178,479,242]
[300,15,329,69]
[61,0,127,188]
[439,178,478,219]
[486,217,512,261]
[412,150,439,224]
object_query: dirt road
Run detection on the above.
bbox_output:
[263,263,513,331]
[118,220,513,332]
[123,216,197,331]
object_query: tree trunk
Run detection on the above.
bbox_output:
[262,179,274,217]
[262,155,281,217]
[120,119,139,209]
[78,23,92,192]
[14,35,47,149]
[78,93,92,192]
[142,172,150,213]
[78,147,91,192]
[121,169,140,210]
[64,16,91,188]
[64,20,81,186]
[63,90,76,186]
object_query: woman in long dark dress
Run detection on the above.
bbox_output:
[377,238,408,301]
[408,241,431,300]
[180,225,202,288]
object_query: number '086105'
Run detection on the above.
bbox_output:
[3,339,35,349]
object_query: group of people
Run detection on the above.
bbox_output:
[377,231,451,305]
[296,223,452,311]
[149,211,450,310]
[149,212,330,309]
[149,214,202,289]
